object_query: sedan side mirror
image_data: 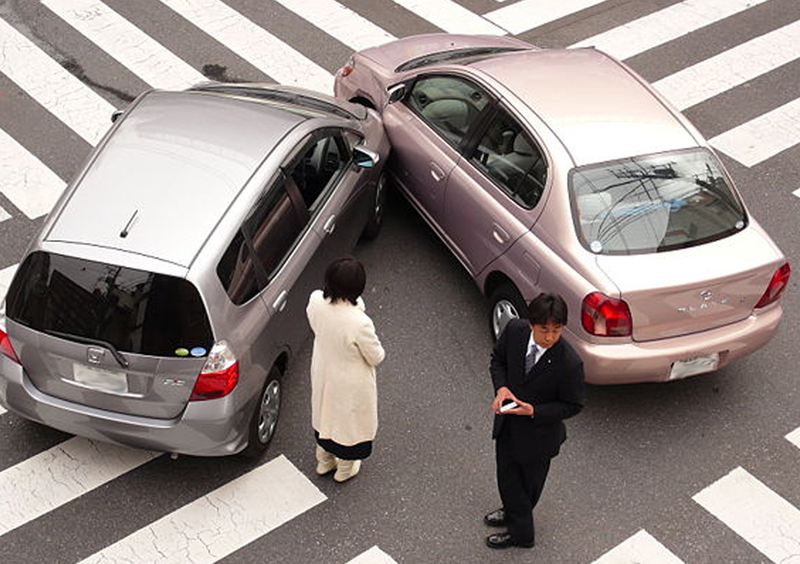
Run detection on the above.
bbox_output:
[353,146,380,169]
[387,83,406,104]
[111,110,123,123]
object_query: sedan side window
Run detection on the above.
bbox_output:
[406,76,490,147]
[469,108,547,209]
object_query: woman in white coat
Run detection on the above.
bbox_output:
[306,257,385,482]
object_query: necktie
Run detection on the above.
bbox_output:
[525,346,536,373]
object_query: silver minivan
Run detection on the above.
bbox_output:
[0,83,389,456]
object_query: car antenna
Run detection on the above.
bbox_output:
[119,210,139,238]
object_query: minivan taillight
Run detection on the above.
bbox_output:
[755,262,791,309]
[190,340,239,401]
[0,328,20,364]
[582,292,633,337]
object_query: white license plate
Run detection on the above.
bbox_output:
[73,364,128,393]
[669,353,719,380]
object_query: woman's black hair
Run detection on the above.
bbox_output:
[527,292,568,326]
[323,256,366,306]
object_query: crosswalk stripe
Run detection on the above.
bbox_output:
[0,437,159,536]
[0,15,116,144]
[693,466,800,563]
[274,0,396,52]
[590,529,685,564]
[156,0,334,92]
[346,546,398,563]
[0,264,18,306]
[569,0,772,60]
[42,0,206,90]
[77,455,326,564]
[0,206,9,223]
[484,0,606,35]
[653,17,800,110]
[0,127,66,219]
[787,426,800,448]
[390,0,506,35]
[710,96,800,167]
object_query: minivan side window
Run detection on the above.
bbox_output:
[469,108,547,209]
[406,75,491,148]
[289,131,350,213]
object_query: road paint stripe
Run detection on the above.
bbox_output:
[484,0,605,35]
[590,529,685,564]
[710,96,800,167]
[0,206,9,223]
[570,0,771,60]
[654,18,800,110]
[157,0,334,92]
[42,0,205,90]
[390,0,506,35]
[273,0,395,52]
[0,264,18,305]
[78,455,325,564]
[0,437,159,536]
[787,426,800,448]
[0,128,66,219]
[0,15,116,144]
[346,546,399,564]
[693,466,800,563]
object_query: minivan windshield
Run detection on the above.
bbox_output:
[569,149,747,255]
[5,252,214,357]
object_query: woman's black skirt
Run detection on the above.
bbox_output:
[314,430,372,460]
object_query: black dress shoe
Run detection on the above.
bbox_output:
[483,508,506,527]
[485,532,534,549]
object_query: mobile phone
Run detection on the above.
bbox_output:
[500,400,519,413]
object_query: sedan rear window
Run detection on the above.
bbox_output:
[569,149,747,255]
[5,252,213,357]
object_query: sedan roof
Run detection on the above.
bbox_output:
[46,90,306,268]
[470,49,699,166]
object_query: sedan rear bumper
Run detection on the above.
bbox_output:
[570,304,782,385]
[0,360,249,456]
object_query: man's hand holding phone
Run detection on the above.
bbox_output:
[492,387,534,417]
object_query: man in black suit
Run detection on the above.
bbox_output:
[484,293,585,549]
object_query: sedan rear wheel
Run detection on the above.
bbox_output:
[489,283,527,341]
[243,365,281,458]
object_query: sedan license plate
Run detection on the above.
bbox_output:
[73,364,128,393]
[669,353,719,380]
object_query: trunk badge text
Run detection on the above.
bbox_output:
[678,290,730,313]
[87,347,105,364]
[162,378,187,387]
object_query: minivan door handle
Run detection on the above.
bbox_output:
[323,215,336,235]
[492,224,509,244]
[272,290,288,312]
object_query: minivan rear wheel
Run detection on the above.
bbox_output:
[243,365,281,458]
[361,172,387,241]
[489,283,527,341]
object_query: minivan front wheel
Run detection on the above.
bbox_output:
[489,283,527,341]
[243,365,281,458]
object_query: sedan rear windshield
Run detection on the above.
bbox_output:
[569,149,747,255]
[5,252,214,357]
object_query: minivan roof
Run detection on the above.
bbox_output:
[46,90,305,268]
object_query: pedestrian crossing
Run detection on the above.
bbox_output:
[1,0,799,562]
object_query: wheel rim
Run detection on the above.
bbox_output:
[492,299,520,339]
[257,379,281,444]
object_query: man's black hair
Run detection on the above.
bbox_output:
[527,292,568,326]
[323,256,366,306]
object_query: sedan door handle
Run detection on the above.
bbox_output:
[272,290,288,312]
[430,163,445,182]
[323,215,336,235]
[492,224,509,244]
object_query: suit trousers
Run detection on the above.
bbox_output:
[495,435,552,545]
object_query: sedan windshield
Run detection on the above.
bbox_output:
[569,149,747,255]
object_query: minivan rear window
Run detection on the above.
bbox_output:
[5,252,214,357]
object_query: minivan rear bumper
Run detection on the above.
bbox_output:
[570,304,782,385]
[0,359,249,456]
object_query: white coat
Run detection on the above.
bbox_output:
[306,290,385,446]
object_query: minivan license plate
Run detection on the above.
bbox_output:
[669,353,719,380]
[73,364,128,393]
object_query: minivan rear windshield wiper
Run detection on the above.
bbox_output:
[43,330,130,368]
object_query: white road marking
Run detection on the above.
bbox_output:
[0,264,18,305]
[654,18,800,110]
[156,0,334,92]
[570,0,771,60]
[390,0,506,35]
[346,546,399,564]
[273,0,395,52]
[484,0,605,35]
[78,455,326,564]
[42,0,206,90]
[0,437,160,536]
[0,128,66,218]
[710,96,800,167]
[787,426,800,448]
[591,529,685,564]
[0,206,9,223]
[693,466,800,564]
[0,15,116,144]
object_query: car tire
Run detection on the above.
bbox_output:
[361,171,388,241]
[242,365,282,458]
[489,283,528,341]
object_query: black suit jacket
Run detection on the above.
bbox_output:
[491,319,585,462]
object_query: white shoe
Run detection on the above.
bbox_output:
[333,459,361,482]
[315,446,337,475]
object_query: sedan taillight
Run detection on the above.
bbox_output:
[755,262,791,309]
[582,292,633,337]
[190,340,239,401]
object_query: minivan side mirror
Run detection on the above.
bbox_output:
[387,83,406,104]
[111,110,123,123]
[353,146,379,169]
